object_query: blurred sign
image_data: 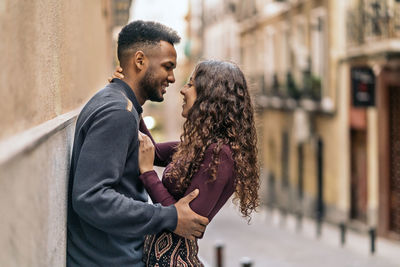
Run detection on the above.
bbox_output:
[351,67,375,107]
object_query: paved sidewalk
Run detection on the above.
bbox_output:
[198,201,400,267]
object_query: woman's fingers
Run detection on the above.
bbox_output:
[138,131,145,142]
[113,66,124,79]
[138,134,155,173]
[144,135,154,151]
[113,71,124,79]
[108,66,124,82]
[139,133,154,152]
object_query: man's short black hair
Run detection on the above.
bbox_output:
[117,20,181,65]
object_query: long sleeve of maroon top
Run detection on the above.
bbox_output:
[139,119,179,167]
[139,144,235,222]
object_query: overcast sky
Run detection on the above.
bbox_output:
[130,0,189,55]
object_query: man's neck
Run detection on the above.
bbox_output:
[121,77,146,106]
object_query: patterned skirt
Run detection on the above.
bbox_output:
[142,231,204,267]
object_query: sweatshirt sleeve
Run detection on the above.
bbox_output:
[72,109,177,237]
[139,118,179,166]
[139,146,234,221]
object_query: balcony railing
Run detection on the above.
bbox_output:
[346,0,400,46]
[254,70,325,113]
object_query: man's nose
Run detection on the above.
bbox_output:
[168,71,175,83]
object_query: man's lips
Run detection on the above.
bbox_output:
[161,84,168,94]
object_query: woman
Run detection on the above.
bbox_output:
[116,60,259,266]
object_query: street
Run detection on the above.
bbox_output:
[198,201,400,267]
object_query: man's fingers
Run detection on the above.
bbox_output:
[193,230,203,238]
[194,223,206,233]
[191,224,204,235]
[182,189,199,204]
[196,215,209,227]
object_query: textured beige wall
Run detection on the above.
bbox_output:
[0,1,115,266]
[0,118,76,267]
[0,0,113,140]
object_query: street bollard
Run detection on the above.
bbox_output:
[215,241,224,267]
[339,223,346,246]
[268,172,276,209]
[316,217,323,238]
[315,137,324,238]
[240,257,253,267]
[369,228,376,254]
[296,212,303,232]
[280,209,287,228]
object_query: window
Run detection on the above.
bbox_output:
[264,26,276,93]
[310,8,327,100]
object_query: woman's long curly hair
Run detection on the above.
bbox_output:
[166,60,260,220]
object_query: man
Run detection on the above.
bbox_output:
[67,20,209,266]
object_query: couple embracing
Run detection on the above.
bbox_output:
[67,20,259,267]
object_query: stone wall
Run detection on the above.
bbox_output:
[0,0,118,266]
[0,0,113,140]
[0,112,77,267]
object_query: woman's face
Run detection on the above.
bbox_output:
[180,75,197,118]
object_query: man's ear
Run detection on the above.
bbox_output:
[134,51,146,70]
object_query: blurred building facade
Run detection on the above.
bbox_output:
[240,0,346,234]
[188,0,400,241]
[344,0,400,240]
[202,0,241,62]
[0,0,133,266]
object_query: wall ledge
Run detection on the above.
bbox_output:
[0,109,80,165]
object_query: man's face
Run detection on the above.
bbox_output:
[139,40,177,102]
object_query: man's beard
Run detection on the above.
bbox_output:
[139,67,163,102]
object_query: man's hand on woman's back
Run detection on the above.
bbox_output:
[173,189,209,240]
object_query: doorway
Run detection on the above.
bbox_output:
[350,129,368,222]
[388,86,400,235]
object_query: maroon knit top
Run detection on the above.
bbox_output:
[139,120,235,222]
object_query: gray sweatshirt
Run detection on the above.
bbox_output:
[67,79,177,266]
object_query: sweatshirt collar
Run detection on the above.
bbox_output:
[111,78,143,115]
